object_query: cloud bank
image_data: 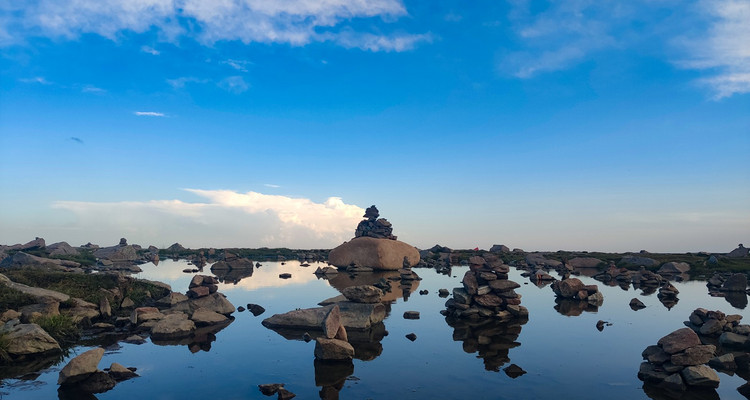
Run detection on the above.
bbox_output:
[52,189,365,248]
[502,0,750,98]
[3,0,427,52]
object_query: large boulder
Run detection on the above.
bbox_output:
[0,252,80,269]
[314,338,354,360]
[3,323,61,357]
[94,245,138,261]
[340,285,383,303]
[567,257,603,268]
[0,273,70,302]
[58,347,105,384]
[47,242,80,256]
[328,237,420,271]
[150,313,196,339]
[721,273,748,292]
[657,262,691,275]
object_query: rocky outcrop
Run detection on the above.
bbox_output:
[524,253,562,268]
[340,285,383,303]
[2,323,61,358]
[328,237,419,270]
[94,242,138,262]
[657,262,690,275]
[727,244,749,258]
[0,273,70,302]
[489,244,510,253]
[150,313,196,339]
[0,252,80,269]
[721,273,748,292]
[567,257,603,268]
[47,242,80,256]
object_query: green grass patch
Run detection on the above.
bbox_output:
[2,268,118,305]
[33,314,80,344]
[0,332,10,362]
[0,285,38,311]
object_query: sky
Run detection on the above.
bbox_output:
[0,0,748,253]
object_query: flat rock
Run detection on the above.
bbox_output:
[0,273,70,302]
[108,362,138,381]
[262,302,385,331]
[58,347,105,385]
[719,331,748,348]
[190,307,229,326]
[671,345,716,366]
[150,313,195,339]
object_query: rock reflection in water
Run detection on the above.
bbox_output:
[150,319,233,353]
[266,323,386,361]
[642,383,719,400]
[445,316,527,372]
[553,298,600,316]
[326,271,419,303]
[723,291,748,309]
[314,359,354,400]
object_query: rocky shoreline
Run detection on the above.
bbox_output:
[1,224,749,398]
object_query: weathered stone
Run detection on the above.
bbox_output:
[73,370,117,393]
[187,286,210,298]
[107,362,138,381]
[4,323,61,356]
[58,347,105,385]
[658,262,691,275]
[322,305,342,339]
[658,328,701,354]
[340,285,383,303]
[553,278,585,298]
[699,319,724,336]
[680,365,720,388]
[262,302,385,331]
[671,345,716,366]
[405,333,417,341]
[314,338,354,360]
[258,383,284,396]
[403,311,420,319]
[99,297,111,319]
[719,331,748,348]
[121,297,135,308]
[188,293,235,315]
[708,353,736,371]
[474,294,503,308]
[453,288,472,305]
[489,280,520,291]
[462,271,478,295]
[156,292,189,307]
[638,362,669,383]
[660,373,686,392]
[130,307,160,325]
[722,273,748,292]
[630,298,646,310]
[190,308,229,326]
[0,273,70,302]
[247,304,265,316]
[328,237,420,270]
[568,257,603,268]
[642,345,671,364]
[150,313,195,339]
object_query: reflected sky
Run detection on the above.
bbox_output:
[2,260,748,400]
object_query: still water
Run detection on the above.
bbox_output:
[2,260,748,399]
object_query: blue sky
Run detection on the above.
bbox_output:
[1,0,748,252]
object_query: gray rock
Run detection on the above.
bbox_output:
[340,285,383,303]
[657,328,701,354]
[642,345,670,364]
[0,252,80,269]
[150,313,195,339]
[657,262,691,275]
[699,319,724,336]
[322,305,342,339]
[4,323,61,357]
[660,373,686,392]
[638,362,669,383]
[489,244,510,253]
[107,362,138,381]
[620,255,659,267]
[314,338,354,360]
[630,298,646,310]
[94,244,138,261]
[47,242,80,256]
[719,331,748,348]
[58,347,105,385]
[708,353,736,371]
[262,302,385,331]
[680,365,720,388]
[567,257,603,268]
[721,273,748,292]
[671,345,716,366]
[403,311,420,319]
[72,370,116,393]
[190,308,229,326]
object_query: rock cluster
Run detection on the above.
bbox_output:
[639,308,750,397]
[416,244,452,275]
[57,347,138,395]
[442,256,528,322]
[551,277,603,305]
[187,275,219,298]
[354,205,396,240]
[638,328,720,391]
[657,282,680,309]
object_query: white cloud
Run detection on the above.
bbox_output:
[81,85,105,93]
[134,111,165,117]
[328,31,433,52]
[221,59,252,72]
[166,77,208,89]
[217,76,249,94]
[52,189,365,248]
[141,45,160,55]
[264,184,281,188]
[19,76,51,84]
[678,0,750,99]
[5,0,424,52]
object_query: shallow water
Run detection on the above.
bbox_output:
[2,260,748,399]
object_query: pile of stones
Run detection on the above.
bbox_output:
[442,256,528,322]
[354,205,396,240]
[639,328,720,392]
[638,307,750,397]
[657,282,680,309]
[707,272,749,293]
[550,277,603,305]
[187,275,219,298]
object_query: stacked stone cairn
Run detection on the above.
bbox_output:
[638,308,750,396]
[442,255,528,322]
[442,255,528,372]
[187,275,219,298]
[354,205,396,240]
[550,277,604,305]
[657,282,680,309]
